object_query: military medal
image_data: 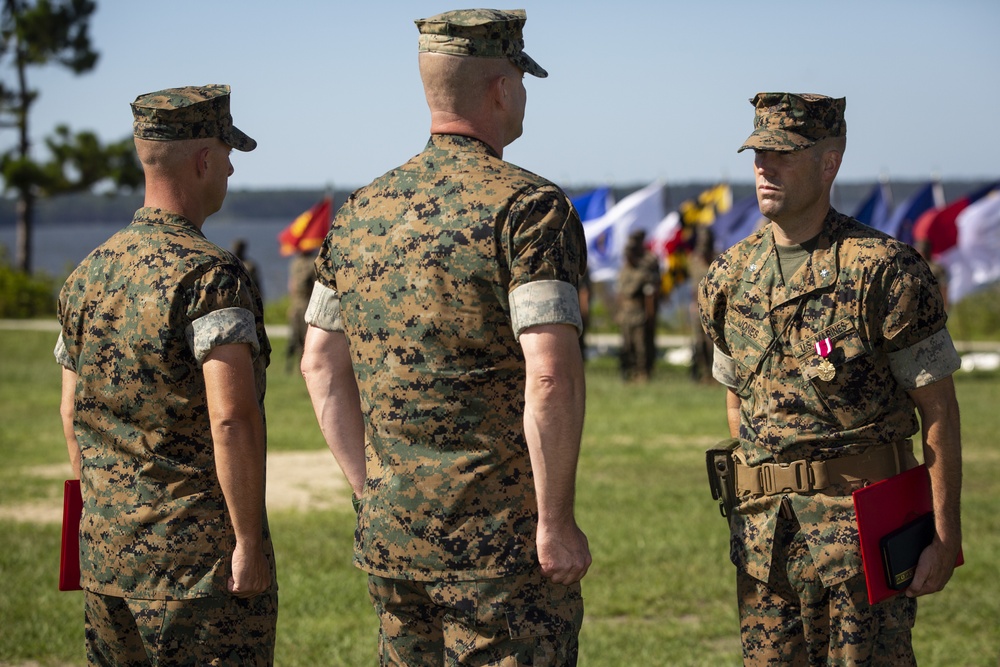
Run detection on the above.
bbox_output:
[814,337,836,381]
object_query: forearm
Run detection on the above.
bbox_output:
[212,415,266,546]
[521,329,586,527]
[914,377,962,546]
[203,345,267,547]
[301,326,367,496]
[726,388,741,438]
[60,367,81,479]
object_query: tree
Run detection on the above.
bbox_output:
[1,0,142,273]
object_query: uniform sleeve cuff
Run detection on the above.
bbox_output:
[186,307,259,365]
[509,280,582,340]
[888,327,961,390]
[53,334,75,371]
[712,345,738,388]
[304,283,344,332]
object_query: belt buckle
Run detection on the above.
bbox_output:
[759,460,811,495]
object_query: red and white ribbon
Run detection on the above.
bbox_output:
[814,337,832,358]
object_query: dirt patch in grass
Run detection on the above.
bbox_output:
[0,451,347,524]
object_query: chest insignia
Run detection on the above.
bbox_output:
[815,337,836,381]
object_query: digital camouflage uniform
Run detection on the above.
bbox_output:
[698,92,961,665]
[307,130,586,662]
[309,131,585,578]
[56,85,277,665]
[615,239,660,381]
[305,11,586,662]
[286,250,318,367]
[700,209,961,663]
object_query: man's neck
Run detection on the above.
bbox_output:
[429,113,504,157]
[770,206,830,246]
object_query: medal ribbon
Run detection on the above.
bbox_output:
[814,337,832,358]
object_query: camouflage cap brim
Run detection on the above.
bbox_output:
[737,129,815,153]
[510,50,547,78]
[221,124,257,152]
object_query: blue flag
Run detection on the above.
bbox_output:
[882,181,940,245]
[571,187,613,222]
[854,181,893,232]
[710,195,763,253]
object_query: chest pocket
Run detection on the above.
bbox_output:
[725,322,771,397]
[793,318,885,430]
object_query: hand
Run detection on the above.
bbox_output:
[905,536,960,598]
[536,520,592,585]
[227,540,270,598]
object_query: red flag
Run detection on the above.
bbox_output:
[912,182,999,258]
[278,196,332,256]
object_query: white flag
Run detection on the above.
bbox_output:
[583,181,664,282]
[939,190,1000,304]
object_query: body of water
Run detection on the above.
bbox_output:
[1,218,294,302]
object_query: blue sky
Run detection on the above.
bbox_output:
[22,0,1000,191]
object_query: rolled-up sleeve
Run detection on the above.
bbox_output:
[186,307,259,365]
[53,334,75,371]
[304,282,344,332]
[888,327,961,390]
[509,279,582,339]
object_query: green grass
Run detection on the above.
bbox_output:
[1,331,998,666]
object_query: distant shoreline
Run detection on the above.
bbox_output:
[2,179,995,227]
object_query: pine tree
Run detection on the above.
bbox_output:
[1,0,142,273]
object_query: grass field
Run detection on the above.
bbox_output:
[1,328,998,666]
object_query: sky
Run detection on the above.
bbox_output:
[18,0,1000,192]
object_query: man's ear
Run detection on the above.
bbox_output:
[195,146,211,177]
[491,74,509,110]
[822,148,842,184]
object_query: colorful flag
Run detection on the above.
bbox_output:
[709,194,763,253]
[582,181,664,282]
[880,181,942,244]
[278,196,333,257]
[571,187,614,222]
[655,184,732,295]
[913,181,1000,258]
[680,183,732,227]
[854,181,893,232]
[938,189,1000,304]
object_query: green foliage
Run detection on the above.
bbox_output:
[3,0,98,72]
[38,124,144,194]
[0,247,57,317]
[2,0,141,272]
[1,330,998,665]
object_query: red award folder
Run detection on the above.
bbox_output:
[59,479,83,591]
[852,464,963,605]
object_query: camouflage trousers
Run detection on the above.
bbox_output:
[737,514,917,666]
[84,588,278,666]
[368,568,584,666]
[619,321,655,380]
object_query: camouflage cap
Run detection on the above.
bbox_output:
[415,8,548,78]
[738,92,846,153]
[131,84,256,152]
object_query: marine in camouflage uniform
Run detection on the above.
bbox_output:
[300,9,590,665]
[698,92,963,666]
[56,85,277,665]
[286,248,318,370]
[615,230,660,382]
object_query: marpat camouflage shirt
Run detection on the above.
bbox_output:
[55,207,275,599]
[698,208,960,586]
[308,134,586,580]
